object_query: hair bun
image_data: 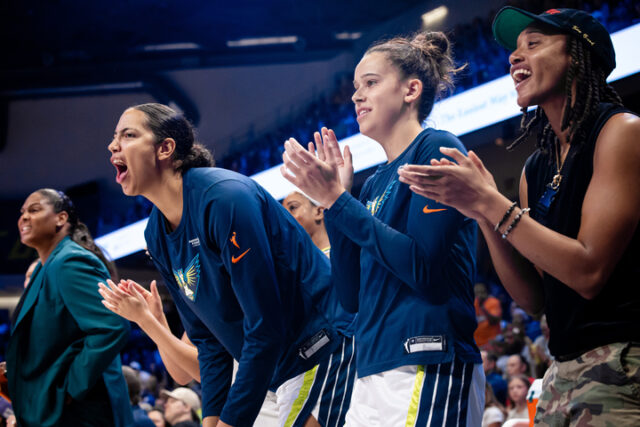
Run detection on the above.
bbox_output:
[177,143,215,172]
[365,30,462,122]
[412,31,450,57]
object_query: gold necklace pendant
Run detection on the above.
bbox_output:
[537,138,566,217]
[551,138,567,191]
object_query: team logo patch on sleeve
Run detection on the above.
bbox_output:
[365,179,396,216]
[173,254,200,301]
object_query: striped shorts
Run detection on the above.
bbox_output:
[276,335,356,427]
[345,361,485,427]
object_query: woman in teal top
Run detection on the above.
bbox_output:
[7,189,132,427]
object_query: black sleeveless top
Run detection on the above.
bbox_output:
[524,103,640,358]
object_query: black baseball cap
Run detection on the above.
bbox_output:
[492,7,616,76]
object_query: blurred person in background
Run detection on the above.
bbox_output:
[505,354,533,383]
[148,408,169,427]
[161,387,201,427]
[481,350,507,405]
[530,314,552,378]
[473,282,503,348]
[123,365,156,427]
[482,382,506,427]
[505,375,530,422]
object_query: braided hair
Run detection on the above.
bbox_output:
[507,34,623,153]
[36,189,117,278]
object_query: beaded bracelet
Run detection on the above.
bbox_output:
[501,208,530,239]
[494,201,517,232]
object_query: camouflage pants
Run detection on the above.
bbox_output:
[534,342,640,426]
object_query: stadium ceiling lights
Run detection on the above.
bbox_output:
[141,42,202,52]
[226,36,299,47]
[334,32,362,40]
[421,6,448,28]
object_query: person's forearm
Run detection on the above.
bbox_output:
[325,214,361,312]
[203,416,221,427]
[477,182,636,300]
[325,191,464,293]
[137,312,200,382]
[154,308,171,329]
[479,219,545,315]
[157,346,197,384]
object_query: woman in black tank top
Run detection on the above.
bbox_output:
[398,7,640,426]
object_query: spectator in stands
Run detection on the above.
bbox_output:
[148,409,168,427]
[123,365,156,427]
[505,375,531,422]
[495,323,527,373]
[509,302,539,340]
[530,314,552,377]
[506,354,533,383]
[482,350,507,405]
[482,382,506,427]
[0,396,14,427]
[1,258,40,426]
[474,282,503,347]
[161,387,201,427]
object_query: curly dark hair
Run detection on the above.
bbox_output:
[507,35,623,153]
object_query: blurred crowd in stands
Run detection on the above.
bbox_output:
[474,280,551,426]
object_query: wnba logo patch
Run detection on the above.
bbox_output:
[173,254,201,301]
